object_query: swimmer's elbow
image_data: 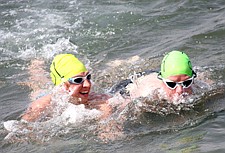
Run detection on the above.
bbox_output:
[21,106,48,122]
[21,114,36,122]
[21,110,40,122]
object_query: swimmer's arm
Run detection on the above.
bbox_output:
[98,94,132,120]
[21,94,52,122]
[96,95,132,141]
[98,102,113,119]
[88,92,112,101]
[18,59,50,101]
[88,94,113,119]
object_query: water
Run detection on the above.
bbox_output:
[0,0,225,152]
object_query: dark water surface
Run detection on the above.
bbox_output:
[0,0,225,152]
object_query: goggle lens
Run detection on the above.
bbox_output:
[182,79,192,87]
[166,82,177,89]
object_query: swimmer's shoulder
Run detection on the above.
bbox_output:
[21,94,52,122]
[137,72,160,83]
[109,69,159,95]
[28,94,52,110]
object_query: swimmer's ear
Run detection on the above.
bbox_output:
[62,81,70,90]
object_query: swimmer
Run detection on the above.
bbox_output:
[111,50,197,102]
[157,50,196,98]
[22,54,111,122]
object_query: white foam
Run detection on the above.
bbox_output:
[60,104,101,126]
[3,120,20,132]
[40,38,79,60]
[43,87,102,126]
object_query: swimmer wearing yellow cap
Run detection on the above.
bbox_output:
[22,54,112,122]
[50,54,88,86]
[49,54,91,103]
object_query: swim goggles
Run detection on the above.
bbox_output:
[161,76,195,90]
[157,70,197,90]
[68,73,91,84]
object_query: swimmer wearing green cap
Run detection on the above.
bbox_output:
[22,54,111,122]
[157,50,196,98]
[122,50,196,101]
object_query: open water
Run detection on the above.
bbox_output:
[0,0,225,153]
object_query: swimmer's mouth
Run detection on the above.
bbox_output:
[80,91,89,95]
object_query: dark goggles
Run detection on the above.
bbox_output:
[68,73,91,84]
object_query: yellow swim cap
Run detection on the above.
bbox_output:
[50,54,87,85]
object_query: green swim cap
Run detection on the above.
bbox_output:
[160,50,193,78]
[50,54,87,85]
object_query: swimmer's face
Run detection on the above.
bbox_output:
[63,71,91,104]
[161,74,193,99]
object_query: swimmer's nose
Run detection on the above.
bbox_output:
[175,85,183,94]
[83,79,91,87]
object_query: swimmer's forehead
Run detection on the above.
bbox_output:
[70,71,89,78]
[165,74,191,82]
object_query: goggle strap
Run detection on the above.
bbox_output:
[157,72,163,80]
[192,70,197,78]
[53,62,64,79]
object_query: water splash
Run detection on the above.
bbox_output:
[40,38,79,60]
[17,38,79,60]
[97,59,225,120]
[3,86,102,143]
[2,58,224,143]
